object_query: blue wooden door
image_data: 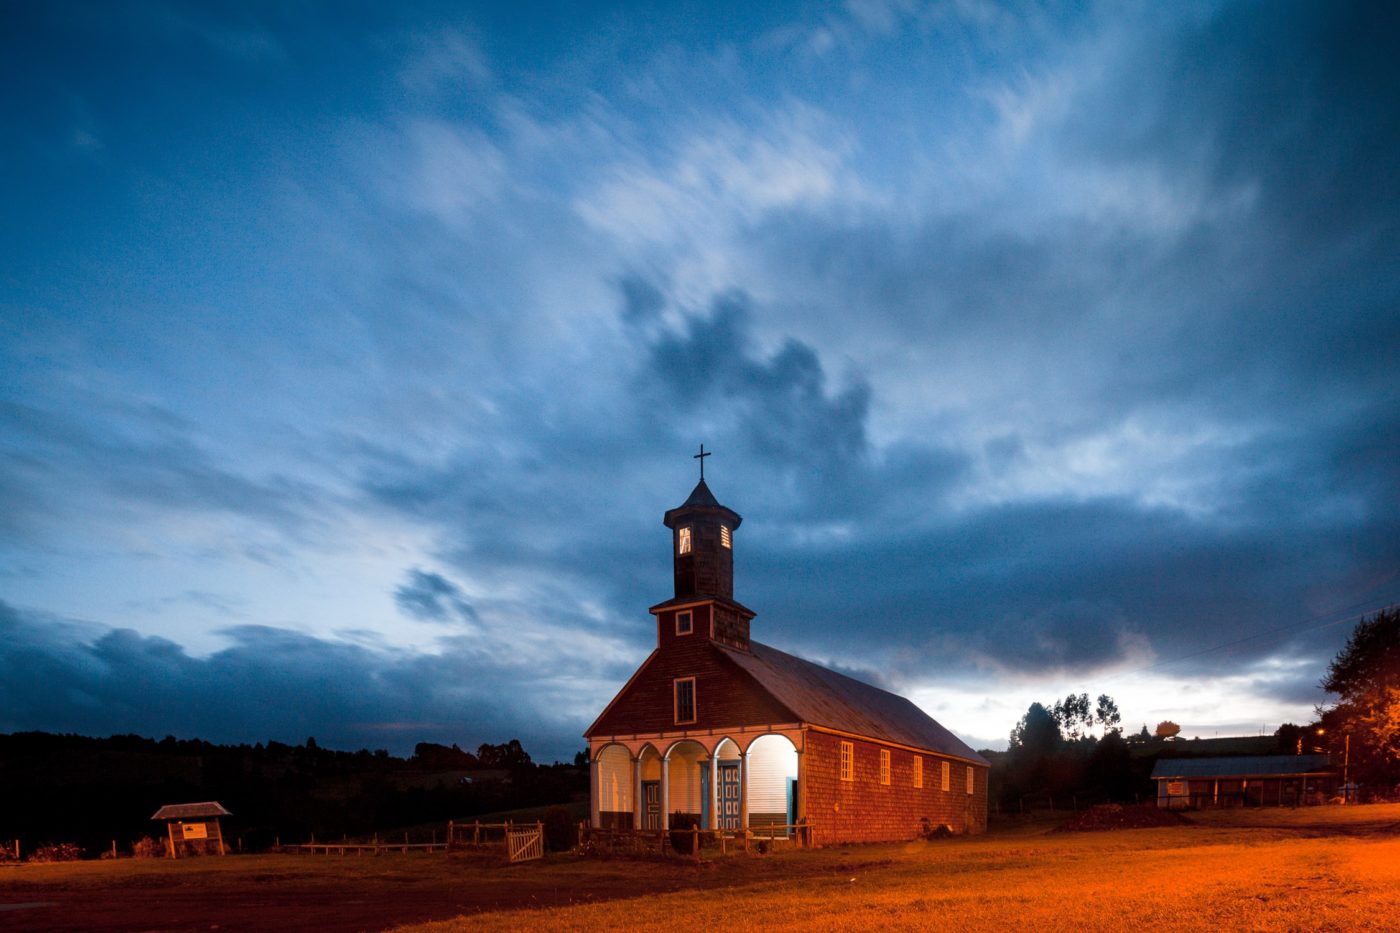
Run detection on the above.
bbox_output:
[719,763,741,829]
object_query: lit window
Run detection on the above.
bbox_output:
[674,677,696,724]
[913,755,923,789]
[678,526,692,555]
[840,741,854,781]
[720,525,731,548]
[966,766,975,795]
[676,611,693,635]
[941,760,950,792]
[879,749,890,785]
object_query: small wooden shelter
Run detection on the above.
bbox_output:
[151,801,231,857]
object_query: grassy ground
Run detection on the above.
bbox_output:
[3,804,1398,931]
[401,804,1400,933]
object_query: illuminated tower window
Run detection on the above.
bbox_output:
[678,526,692,554]
[720,524,731,548]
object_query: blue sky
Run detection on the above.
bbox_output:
[3,1,1398,761]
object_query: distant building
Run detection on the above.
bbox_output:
[585,469,988,843]
[1152,754,1335,809]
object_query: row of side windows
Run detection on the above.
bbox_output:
[676,524,733,554]
[838,742,976,795]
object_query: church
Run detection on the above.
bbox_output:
[585,463,989,844]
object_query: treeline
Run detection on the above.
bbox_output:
[0,732,586,854]
[987,694,1305,810]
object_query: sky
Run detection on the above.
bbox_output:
[3,1,1399,762]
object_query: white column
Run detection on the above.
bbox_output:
[660,756,671,830]
[633,756,643,831]
[708,754,719,830]
[739,750,749,830]
[589,747,601,829]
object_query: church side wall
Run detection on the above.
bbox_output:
[803,731,988,844]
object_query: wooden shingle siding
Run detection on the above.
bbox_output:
[803,731,988,842]
[588,638,796,737]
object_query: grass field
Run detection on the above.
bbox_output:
[3,804,1398,931]
[404,804,1400,933]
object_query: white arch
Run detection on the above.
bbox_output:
[746,733,799,830]
[595,743,634,817]
[664,739,709,818]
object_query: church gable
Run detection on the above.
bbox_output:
[586,639,797,738]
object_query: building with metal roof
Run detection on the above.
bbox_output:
[1151,754,1336,809]
[585,468,988,844]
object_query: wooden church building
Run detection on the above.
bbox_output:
[586,468,989,844]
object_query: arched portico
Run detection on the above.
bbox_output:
[591,729,805,833]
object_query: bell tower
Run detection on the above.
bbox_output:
[651,446,755,650]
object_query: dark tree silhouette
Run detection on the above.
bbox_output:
[1321,608,1400,786]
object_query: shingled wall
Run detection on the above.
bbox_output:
[803,730,988,843]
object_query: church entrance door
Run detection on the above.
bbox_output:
[718,763,741,830]
[641,781,661,830]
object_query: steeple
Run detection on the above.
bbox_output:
[663,474,741,601]
[652,449,754,651]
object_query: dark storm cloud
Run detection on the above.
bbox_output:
[1086,3,1400,243]
[0,600,591,761]
[0,399,320,541]
[394,568,480,625]
[648,292,871,474]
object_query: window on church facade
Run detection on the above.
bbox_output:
[674,677,696,724]
[720,524,731,548]
[839,741,853,781]
[879,749,891,785]
[966,765,975,795]
[941,760,950,792]
[913,755,923,788]
[677,526,692,554]
[676,610,693,635]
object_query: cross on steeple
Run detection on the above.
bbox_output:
[693,444,711,480]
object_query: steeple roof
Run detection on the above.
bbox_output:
[663,479,741,529]
[681,478,719,508]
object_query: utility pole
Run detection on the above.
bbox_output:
[1343,733,1351,803]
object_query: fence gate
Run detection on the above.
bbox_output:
[506,823,543,863]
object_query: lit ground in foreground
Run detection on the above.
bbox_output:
[404,804,1400,933]
[3,804,1398,931]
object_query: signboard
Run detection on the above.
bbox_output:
[181,822,209,840]
[1166,781,1187,796]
